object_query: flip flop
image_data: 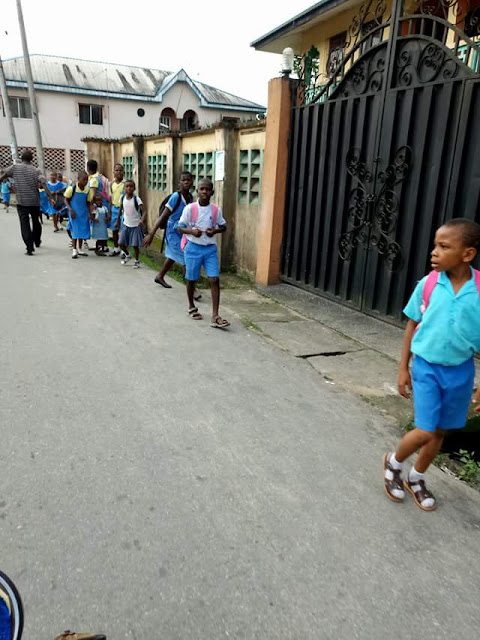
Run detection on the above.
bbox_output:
[210,316,230,329]
[194,291,202,301]
[188,307,203,320]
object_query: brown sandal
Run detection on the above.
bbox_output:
[188,307,203,320]
[383,453,405,503]
[404,478,437,512]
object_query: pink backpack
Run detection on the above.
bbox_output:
[420,269,480,315]
[180,202,218,251]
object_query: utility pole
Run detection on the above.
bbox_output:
[0,54,18,163]
[16,0,44,173]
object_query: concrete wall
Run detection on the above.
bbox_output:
[84,121,266,275]
[235,127,266,276]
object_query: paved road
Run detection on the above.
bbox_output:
[1,212,480,640]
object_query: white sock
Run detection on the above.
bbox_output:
[389,453,403,470]
[385,453,405,499]
[409,467,435,508]
[409,467,424,483]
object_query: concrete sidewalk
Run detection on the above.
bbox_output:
[1,211,480,640]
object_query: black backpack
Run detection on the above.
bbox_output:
[120,194,140,211]
[158,191,186,229]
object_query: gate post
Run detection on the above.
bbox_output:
[255,76,293,286]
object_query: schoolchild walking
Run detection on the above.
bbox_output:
[46,171,66,232]
[91,193,109,255]
[177,178,229,328]
[143,171,194,287]
[116,180,145,268]
[1,179,11,212]
[64,171,91,259]
[384,218,480,511]
[109,163,125,256]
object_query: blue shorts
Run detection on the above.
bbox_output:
[412,356,475,432]
[2,193,10,204]
[110,206,122,230]
[184,242,219,281]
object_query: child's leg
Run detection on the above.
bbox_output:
[78,239,83,249]
[210,277,220,318]
[72,239,77,249]
[155,258,175,286]
[113,230,120,249]
[186,280,198,311]
[53,213,59,230]
[133,246,140,260]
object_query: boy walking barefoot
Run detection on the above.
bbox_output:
[384,218,480,511]
[178,178,229,328]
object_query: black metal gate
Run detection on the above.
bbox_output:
[282,0,480,321]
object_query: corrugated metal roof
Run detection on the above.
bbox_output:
[3,55,169,96]
[2,55,265,110]
[193,80,263,109]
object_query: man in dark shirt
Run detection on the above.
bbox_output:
[0,150,53,255]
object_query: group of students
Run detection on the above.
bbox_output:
[62,162,230,328]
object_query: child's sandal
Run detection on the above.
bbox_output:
[188,307,203,320]
[404,478,437,511]
[210,316,230,329]
[383,453,405,503]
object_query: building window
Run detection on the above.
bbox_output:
[238,149,264,205]
[327,31,347,77]
[3,96,32,119]
[180,110,197,132]
[159,115,171,132]
[147,154,167,191]
[183,152,215,187]
[79,104,103,125]
[360,20,383,54]
[123,156,134,180]
[70,149,85,173]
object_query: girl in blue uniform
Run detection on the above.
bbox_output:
[64,171,90,259]
[91,192,109,255]
[46,171,65,232]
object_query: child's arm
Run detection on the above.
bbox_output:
[114,203,123,229]
[206,225,226,237]
[138,203,146,227]
[398,319,418,398]
[178,226,202,238]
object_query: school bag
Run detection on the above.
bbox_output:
[420,269,480,315]
[96,174,111,203]
[158,191,189,229]
[180,203,218,251]
[120,194,140,211]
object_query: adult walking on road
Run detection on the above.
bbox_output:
[0,150,53,255]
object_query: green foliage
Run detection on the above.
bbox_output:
[457,450,480,485]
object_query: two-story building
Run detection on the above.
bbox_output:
[0,55,265,176]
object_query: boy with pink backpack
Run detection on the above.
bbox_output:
[177,178,229,328]
[384,218,480,511]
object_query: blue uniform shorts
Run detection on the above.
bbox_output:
[184,242,219,281]
[412,355,475,432]
[2,193,10,203]
[110,206,122,230]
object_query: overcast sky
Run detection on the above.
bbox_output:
[0,0,312,106]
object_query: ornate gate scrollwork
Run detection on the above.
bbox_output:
[338,146,412,271]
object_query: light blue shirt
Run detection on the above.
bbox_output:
[404,269,480,366]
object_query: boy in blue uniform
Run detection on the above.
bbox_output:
[143,171,194,287]
[177,178,229,328]
[46,171,65,232]
[384,218,480,511]
[109,163,125,256]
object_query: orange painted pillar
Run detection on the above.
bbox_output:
[255,76,293,286]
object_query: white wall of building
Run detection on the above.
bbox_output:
[0,84,258,176]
